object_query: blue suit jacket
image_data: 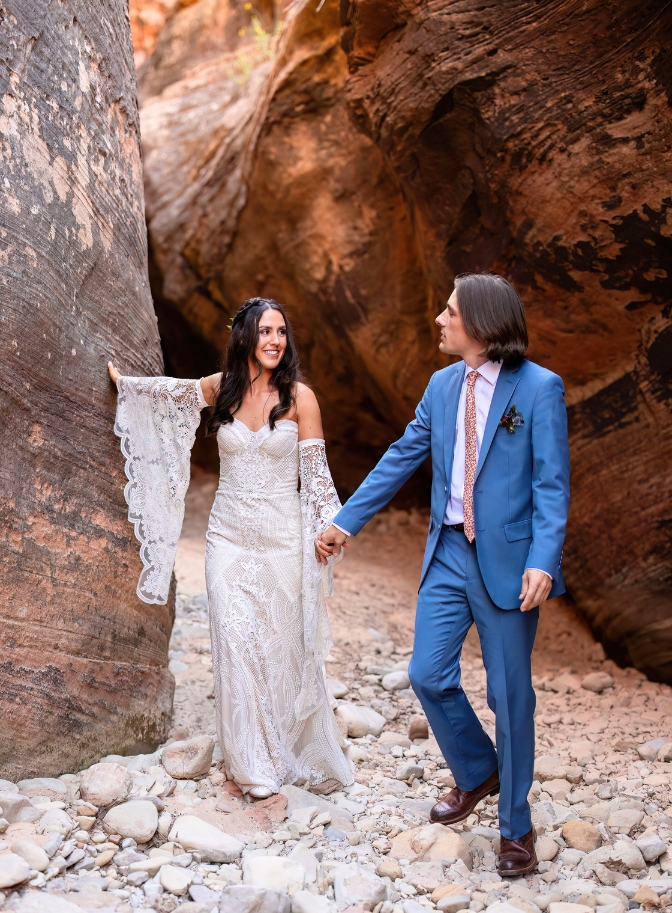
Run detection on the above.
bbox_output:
[335,359,570,610]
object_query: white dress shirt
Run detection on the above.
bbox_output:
[444,360,502,525]
[334,358,551,580]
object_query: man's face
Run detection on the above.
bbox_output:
[436,289,473,357]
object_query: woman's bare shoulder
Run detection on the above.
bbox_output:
[201,372,222,406]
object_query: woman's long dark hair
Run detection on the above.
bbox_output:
[205,297,302,435]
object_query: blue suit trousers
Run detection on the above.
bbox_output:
[408,525,539,840]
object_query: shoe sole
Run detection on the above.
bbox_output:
[429,782,501,825]
[497,857,537,877]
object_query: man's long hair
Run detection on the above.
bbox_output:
[454,273,529,365]
[205,297,302,435]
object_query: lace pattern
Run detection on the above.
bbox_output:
[297,439,343,720]
[114,376,203,604]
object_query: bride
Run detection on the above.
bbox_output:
[108,297,353,798]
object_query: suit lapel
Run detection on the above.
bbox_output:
[443,364,464,483]
[475,363,522,481]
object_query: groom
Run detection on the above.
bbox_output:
[316,272,570,875]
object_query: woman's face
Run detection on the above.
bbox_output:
[254,308,287,371]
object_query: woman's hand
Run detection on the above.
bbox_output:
[108,361,121,384]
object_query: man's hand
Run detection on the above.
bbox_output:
[315,525,349,566]
[519,569,552,611]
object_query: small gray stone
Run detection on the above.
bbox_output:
[219,884,291,913]
[189,884,221,905]
[169,660,189,675]
[396,761,424,781]
[635,835,667,862]
[638,739,668,762]
[127,871,150,887]
[291,890,337,913]
[333,862,386,909]
[382,670,411,692]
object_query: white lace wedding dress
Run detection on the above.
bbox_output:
[114,375,353,792]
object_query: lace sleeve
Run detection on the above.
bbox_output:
[114,376,206,605]
[295,439,342,721]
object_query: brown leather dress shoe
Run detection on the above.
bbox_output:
[429,769,500,826]
[497,827,537,875]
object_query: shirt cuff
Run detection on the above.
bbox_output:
[333,523,351,537]
[528,567,553,581]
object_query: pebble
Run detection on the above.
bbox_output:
[11,840,50,872]
[334,702,387,737]
[9,578,672,913]
[160,863,194,895]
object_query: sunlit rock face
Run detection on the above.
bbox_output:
[138,0,672,679]
[0,0,173,779]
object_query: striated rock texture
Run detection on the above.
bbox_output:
[139,1,672,678]
[0,0,174,779]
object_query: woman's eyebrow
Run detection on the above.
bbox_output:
[259,324,286,330]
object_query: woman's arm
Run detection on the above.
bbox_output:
[296,383,324,441]
[109,362,221,407]
[200,372,222,407]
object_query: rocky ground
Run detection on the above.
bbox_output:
[2,473,672,913]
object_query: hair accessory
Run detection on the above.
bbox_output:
[227,299,259,332]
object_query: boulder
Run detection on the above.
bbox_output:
[219,884,291,912]
[80,763,133,807]
[326,680,349,699]
[334,702,387,738]
[437,892,472,913]
[243,856,306,896]
[11,839,50,872]
[534,757,567,782]
[137,0,672,684]
[333,863,387,909]
[0,0,173,782]
[103,799,159,842]
[0,852,31,889]
[162,735,215,779]
[169,814,244,862]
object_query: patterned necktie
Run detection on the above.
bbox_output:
[463,370,480,542]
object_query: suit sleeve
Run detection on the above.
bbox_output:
[334,375,435,536]
[525,374,570,578]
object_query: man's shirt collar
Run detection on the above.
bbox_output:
[463,359,502,386]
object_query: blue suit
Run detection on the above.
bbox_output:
[335,359,570,838]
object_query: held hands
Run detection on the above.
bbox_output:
[519,568,552,611]
[108,361,121,384]
[314,524,349,566]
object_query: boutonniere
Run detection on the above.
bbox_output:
[499,404,524,434]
